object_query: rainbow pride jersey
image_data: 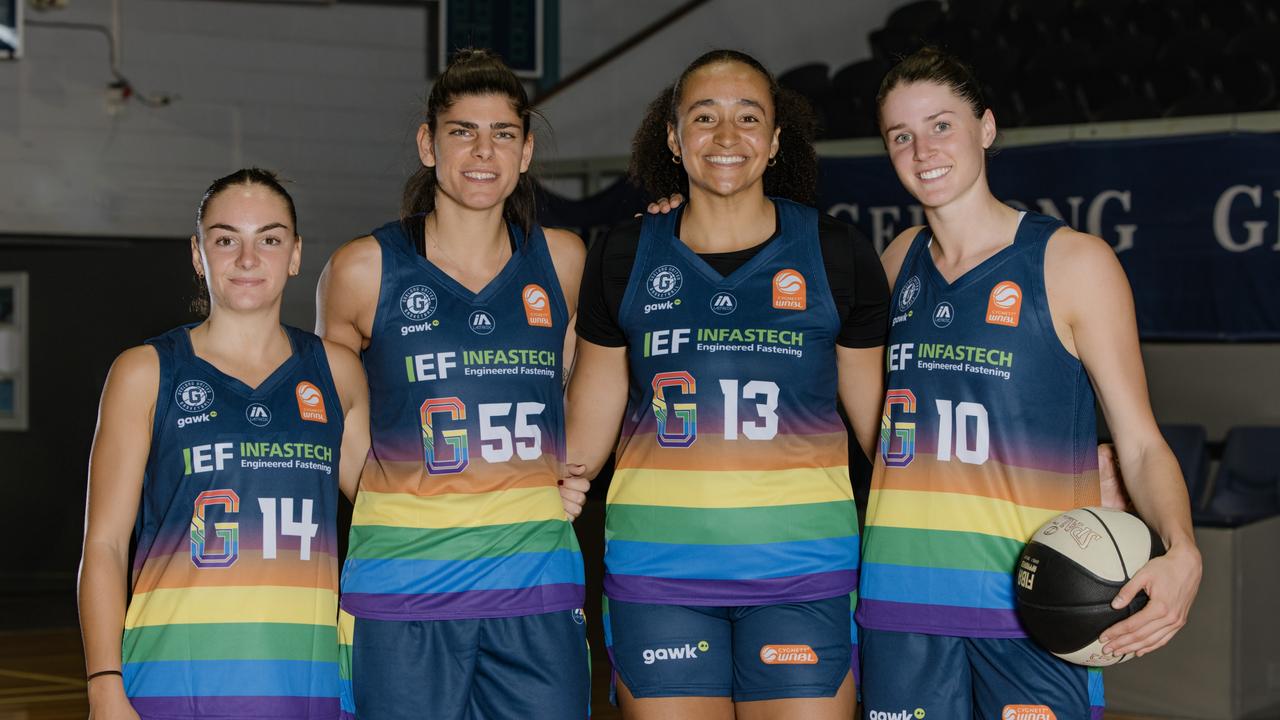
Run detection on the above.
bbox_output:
[857,212,1102,638]
[126,325,344,719]
[606,198,859,607]
[341,218,583,621]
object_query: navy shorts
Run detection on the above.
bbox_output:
[346,609,589,720]
[860,628,1104,720]
[603,594,854,703]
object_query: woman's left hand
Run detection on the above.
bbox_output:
[1099,541,1202,657]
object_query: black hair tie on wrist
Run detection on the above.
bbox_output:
[87,669,123,681]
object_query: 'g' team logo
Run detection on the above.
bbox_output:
[647,265,683,300]
[986,280,1022,327]
[759,644,819,665]
[710,292,737,315]
[932,301,954,328]
[522,284,553,327]
[175,380,214,413]
[400,285,438,321]
[899,275,921,311]
[245,403,271,427]
[469,310,496,335]
[295,381,327,423]
[1003,705,1056,720]
[771,269,806,310]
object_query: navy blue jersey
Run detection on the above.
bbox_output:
[859,212,1102,638]
[341,218,584,621]
[127,325,344,719]
[604,198,859,607]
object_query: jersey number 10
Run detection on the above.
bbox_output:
[881,389,990,467]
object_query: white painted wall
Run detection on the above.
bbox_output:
[0,0,896,324]
[0,0,430,325]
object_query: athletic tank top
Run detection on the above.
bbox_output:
[341,218,583,621]
[126,325,344,719]
[857,212,1101,638]
[606,198,859,607]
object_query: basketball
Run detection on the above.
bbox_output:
[1015,507,1166,667]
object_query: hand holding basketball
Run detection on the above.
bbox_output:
[1100,541,1202,658]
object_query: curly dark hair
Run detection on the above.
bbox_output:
[629,49,818,205]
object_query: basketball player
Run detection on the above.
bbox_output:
[315,49,589,719]
[79,169,371,719]
[857,48,1202,719]
[562,50,889,719]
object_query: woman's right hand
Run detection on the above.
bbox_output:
[88,678,140,720]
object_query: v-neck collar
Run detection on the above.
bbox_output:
[665,201,787,288]
[181,325,300,398]
[406,220,528,305]
[922,211,1028,292]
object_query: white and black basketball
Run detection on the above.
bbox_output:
[1014,507,1166,667]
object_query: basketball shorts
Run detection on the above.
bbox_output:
[603,594,854,703]
[859,628,1104,720]
[341,608,589,720]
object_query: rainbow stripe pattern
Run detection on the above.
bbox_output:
[607,200,859,607]
[127,326,343,718]
[858,212,1102,638]
[341,220,583,621]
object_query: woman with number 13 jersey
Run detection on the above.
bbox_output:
[563,50,887,719]
[316,50,589,719]
[79,169,371,720]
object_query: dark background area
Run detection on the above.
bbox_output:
[0,237,198,628]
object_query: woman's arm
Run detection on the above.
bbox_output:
[1046,229,1201,658]
[324,340,371,503]
[561,339,630,519]
[316,235,381,354]
[79,346,158,719]
[837,346,886,462]
[544,227,588,379]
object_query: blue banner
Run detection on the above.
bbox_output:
[819,132,1280,341]
[540,132,1280,341]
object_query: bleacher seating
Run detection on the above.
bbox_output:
[1194,426,1280,527]
[778,0,1280,139]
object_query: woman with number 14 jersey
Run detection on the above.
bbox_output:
[79,169,371,720]
[316,50,589,719]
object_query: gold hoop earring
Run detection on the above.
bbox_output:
[672,154,682,165]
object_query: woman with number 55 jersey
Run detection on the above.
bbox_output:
[79,168,371,720]
[316,49,589,720]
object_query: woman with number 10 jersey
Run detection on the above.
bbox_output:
[79,169,371,720]
[316,50,589,720]
[562,50,888,719]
